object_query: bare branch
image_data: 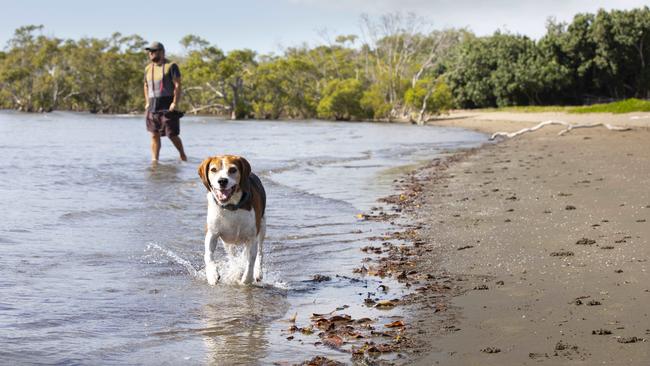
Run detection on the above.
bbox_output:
[187,103,231,114]
[490,120,632,140]
[204,82,225,98]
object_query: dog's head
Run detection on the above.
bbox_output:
[198,155,251,203]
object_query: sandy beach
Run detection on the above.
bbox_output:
[387,111,650,365]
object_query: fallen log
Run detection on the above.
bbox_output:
[490,120,632,140]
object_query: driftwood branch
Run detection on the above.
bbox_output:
[187,103,231,114]
[490,120,632,140]
[205,82,225,98]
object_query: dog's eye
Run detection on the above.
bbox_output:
[210,167,217,173]
[228,167,237,174]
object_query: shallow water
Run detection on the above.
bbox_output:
[0,111,486,364]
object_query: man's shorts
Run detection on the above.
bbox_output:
[146,111,180,137]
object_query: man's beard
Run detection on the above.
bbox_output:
[151,55,162,63]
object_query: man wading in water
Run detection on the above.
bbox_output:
[144,41,187,162]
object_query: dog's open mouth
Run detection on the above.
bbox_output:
[214,186,235,202]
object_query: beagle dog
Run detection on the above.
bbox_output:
[198,155,266,285]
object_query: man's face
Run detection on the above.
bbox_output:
[148,49,163,63]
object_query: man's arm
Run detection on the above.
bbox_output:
[170,77,181,111]
[144,81,149,110]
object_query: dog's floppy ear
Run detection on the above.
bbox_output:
[236,156,251,192]
[197,157,213,191]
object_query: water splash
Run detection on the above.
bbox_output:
[145,242,202,279]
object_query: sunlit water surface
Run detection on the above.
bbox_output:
[0,111,485,364]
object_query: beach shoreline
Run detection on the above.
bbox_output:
[368,111,650,365]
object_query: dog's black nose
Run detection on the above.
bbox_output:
[217,178,228,187]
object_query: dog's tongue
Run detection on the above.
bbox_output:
[216,188,232,202]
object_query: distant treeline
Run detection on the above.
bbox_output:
[1,7,649,121]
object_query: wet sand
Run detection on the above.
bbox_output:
[392,112,650,365]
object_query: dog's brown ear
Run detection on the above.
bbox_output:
[197,157,213,191]
[236,156,251,192]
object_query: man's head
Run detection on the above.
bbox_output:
[145,41,165,63]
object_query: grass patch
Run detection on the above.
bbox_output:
[479,105,571,113]
[568,98,650,114]
[480,98,650,114]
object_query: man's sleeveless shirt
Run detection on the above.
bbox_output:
[144,61,180,111]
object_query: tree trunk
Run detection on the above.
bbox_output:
[417,89,433,125]
[230,80,239,120]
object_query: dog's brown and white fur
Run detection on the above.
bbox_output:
[198,155,266,285]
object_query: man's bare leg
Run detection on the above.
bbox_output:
[151,132,161,161]
[169,135,187,161]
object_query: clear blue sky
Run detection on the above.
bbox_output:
[2,0,647,55]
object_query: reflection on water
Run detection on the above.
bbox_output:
[149,285,288,364]
[147,161,181,180]
[0,111,486,364]
[200,287,286,364]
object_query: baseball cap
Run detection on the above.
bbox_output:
[145,41,165,51]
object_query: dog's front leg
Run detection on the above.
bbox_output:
[254,220,266,282]
[204,231,220,285]
[253,238,263,282]
[240,241,258,285]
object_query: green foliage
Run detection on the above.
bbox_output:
[404,78,453,115]
[180,34,209,51]
[568,98,650,113]
[317,78,367,120]
[481,105,572,113]
[251,56,319,119]
[487,98,650,114]
[482,98,650,114]
[179,39,225,114]
[446,32,570,108]
[430,81,453,113]
[216,49,257,119]
[535,7,650,103]
[446,6,650,108]
[2,8,650,118]
[0,26,145,113]
[360,83,393,120]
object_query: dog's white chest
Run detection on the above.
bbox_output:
[206,196,257,244]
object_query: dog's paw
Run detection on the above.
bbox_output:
[207,275,218,286]
[240,272,254,285]
[254,262,263,282]
[205,264,219,285]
